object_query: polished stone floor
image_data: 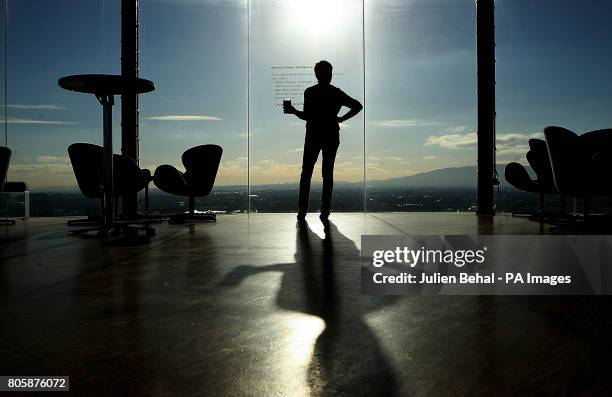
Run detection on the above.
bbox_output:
[1,213,611,396]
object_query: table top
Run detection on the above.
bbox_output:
[58,74,155,96]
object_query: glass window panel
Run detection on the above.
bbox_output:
[6,0,119,216]
[496,0,612,214]
[365,0,477,212]
[140,0,248,214]
[249,0,365,212]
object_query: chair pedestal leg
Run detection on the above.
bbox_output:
[167,195,216,224]
[189,196,195,219]
[145,186,149,216]
[67,198,104,226]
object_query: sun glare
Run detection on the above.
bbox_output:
[286,0,346,39]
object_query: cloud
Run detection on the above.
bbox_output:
[248,162,302,184]
[10,162,72,173]
[222,157,248,167]
[366,164,411,181]
[384,156,402,161]
[445,125,471,134]
[12,156,72,170]
[375,119,441,128]
[426,132,477,149]
[287,147,303,153]
[37,156,71,164]
[217,162,247,185]
[496,144,530,156]
[146,115,223,121]
[0,118,76,125]
[260,159,276,165]
[237,129,259,138]
[3,104,66,110]
[422,155,437,160]
[425,131,542,150]
[496,132,542,143]
[7,157,75,188]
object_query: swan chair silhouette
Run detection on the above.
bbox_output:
[153,144,222,223]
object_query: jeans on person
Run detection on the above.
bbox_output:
[298,133,339,212]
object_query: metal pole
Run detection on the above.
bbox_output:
[101,96,115,231]
[362,0,366,213]
[121,0,139,217]
[246,0,251,216]
[247,0,250,214]
[3,0,8,224]
[476,0,496,216]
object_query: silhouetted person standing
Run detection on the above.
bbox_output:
[284,60,363,221]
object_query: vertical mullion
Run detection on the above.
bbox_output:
[362,0,366,213]
[247,0,250,214]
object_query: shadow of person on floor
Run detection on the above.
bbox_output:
[221,220,401,396]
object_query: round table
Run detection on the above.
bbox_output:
[59,74,155,235]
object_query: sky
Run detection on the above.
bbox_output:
[1,0,612,190]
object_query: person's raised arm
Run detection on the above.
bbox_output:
[284,91,309,121]
[337,93,363,123]
[291,107,309,121]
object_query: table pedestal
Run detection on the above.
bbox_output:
[97,94,115,234]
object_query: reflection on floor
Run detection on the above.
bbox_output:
[1,213,610,396]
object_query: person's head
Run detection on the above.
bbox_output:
[314,60,333,85]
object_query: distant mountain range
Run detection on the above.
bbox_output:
[32,164,530,193]
[367,164,529,189]
[243,164,530,190]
